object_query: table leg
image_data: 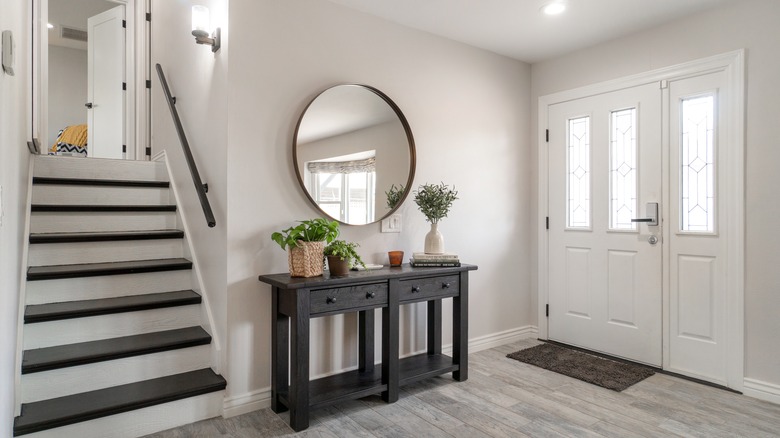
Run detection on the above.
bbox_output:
[427,300,442,355]
[359,310,375,372]
[271,286,288,413]
[289,289,310,431]
[382,280,400,402]
[453,272,468,381]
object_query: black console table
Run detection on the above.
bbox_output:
[258,264,477,431]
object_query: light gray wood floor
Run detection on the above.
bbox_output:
[145,339,780,437]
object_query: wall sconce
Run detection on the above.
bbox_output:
[191,5,220,52]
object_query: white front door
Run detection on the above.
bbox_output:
[547,82,663,366]
[87,5,125,159]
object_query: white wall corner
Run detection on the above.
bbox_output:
[222,387,272,418]
[743,378,780,406]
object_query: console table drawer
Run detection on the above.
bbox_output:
[399,275,459,302]
[310,283,388,315]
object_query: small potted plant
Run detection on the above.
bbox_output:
[324,240,366,276]
[385,183,406,210]
[413,182,459,254]
[271,218,340,277]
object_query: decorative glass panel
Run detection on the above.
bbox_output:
[567,116,590,228]
[681,95,715,232]
[610,108,637,230]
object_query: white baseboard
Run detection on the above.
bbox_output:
[743,378,780,405]
[221,325,538,418]
[222,387,272,418]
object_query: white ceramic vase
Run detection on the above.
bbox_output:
[424,222,445,254]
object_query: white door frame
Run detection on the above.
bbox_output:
[30,0,149,159]
[537,50,745,390]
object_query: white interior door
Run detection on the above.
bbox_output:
[547,82,663,366]
[87,5,124,159]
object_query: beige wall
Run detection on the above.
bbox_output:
[226,0,532,405]
[47,46,87,147]
[0,0,30,433]
[531,0,780,386]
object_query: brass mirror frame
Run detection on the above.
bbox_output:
[293,84,416,226]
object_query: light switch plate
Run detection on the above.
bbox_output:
[2,31,15,76]
[381,214,402,233]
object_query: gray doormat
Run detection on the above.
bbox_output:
[506,343,655,391]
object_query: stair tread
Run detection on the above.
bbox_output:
[31,204,177,212]
[25,290,201,323]
[29,229,184,244]
[27,258,192,281]
[22,326,211,374]
[33,177,170,188]
[13,368,225,436]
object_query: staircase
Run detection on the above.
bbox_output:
[13,155,226,437]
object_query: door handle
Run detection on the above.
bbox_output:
[631,202,659,226]
[85,102,93,109]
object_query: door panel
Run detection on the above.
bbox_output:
[88,5,124,159]
[548,82,662,366]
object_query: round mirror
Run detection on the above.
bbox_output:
[294,85,416,225]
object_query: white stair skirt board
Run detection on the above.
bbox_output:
[34,156,169,182]
[30,211,178,233]
[23,305,202,349]
[28,240,184,266]
[32,185,171,205]
[21,345,211,403]
[25,270,192,304]
[21,392,223,438]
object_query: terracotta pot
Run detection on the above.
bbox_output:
[288,241,325,277]
[326,255,350,277]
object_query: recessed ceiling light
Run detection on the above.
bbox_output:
[47,23,54,29]
[541,2,566,16]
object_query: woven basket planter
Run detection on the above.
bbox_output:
[288,240,325,277]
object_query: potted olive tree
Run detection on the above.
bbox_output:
[324,240,366,276]
[385,184,405,210]
[271,218,340,277]
[414,182,458,254]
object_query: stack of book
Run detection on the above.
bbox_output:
[409,252,461,267]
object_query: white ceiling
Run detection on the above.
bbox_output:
[326,0,733,63]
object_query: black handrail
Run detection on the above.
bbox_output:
[155,64,216,228]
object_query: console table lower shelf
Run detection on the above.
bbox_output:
[258,264,477,431]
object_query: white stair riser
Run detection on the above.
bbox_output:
[25,270,192,304]
[22,391,223,438]
[30,211,177,233]
[23,305,202,349]
[34,156,169,182]
[32,185,171,205]
[21,345,212,403]
[28,240,184,266]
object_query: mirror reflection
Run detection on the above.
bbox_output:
[294,85,415,225]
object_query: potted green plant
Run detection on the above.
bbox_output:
[324,240,366,276]
[385,184,405,210]
[271,218,340,277]
[413,182,459,254]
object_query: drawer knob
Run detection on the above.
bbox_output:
[442,282,451,289]
[412,286,421,293]
[326,296,337,304]
[366,291,376,299]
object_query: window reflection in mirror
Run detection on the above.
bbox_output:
[294,85,415,225]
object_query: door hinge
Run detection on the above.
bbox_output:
[546,304,549,317]
[146,13,151,22]
[146,80,151,89]
[122,82,126,91]
[122,145,127,153]
[546,216,549,230]
[145,147,152,156]
[122,20,126,28]
[545,129,549,142]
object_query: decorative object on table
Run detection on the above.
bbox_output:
[351,263,384,271]
[409,252,460,267]
[506,343,655,392]
[324,240,366,277]
[271,218,340,277]
[385,184,405,210]
[387,250,404,267]
[413,182,458,254]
